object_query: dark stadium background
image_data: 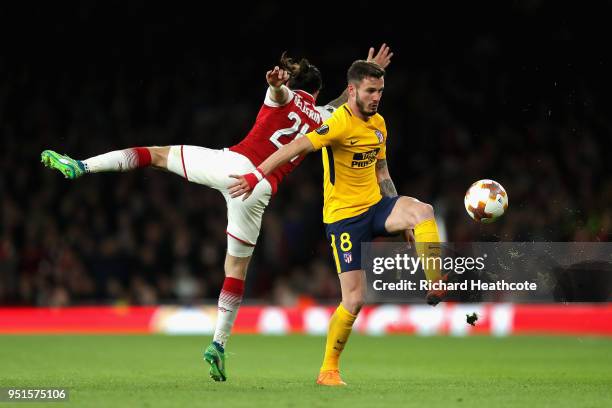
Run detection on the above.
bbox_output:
[1,1,610,306]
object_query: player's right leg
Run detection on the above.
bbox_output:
[317,215,371,387]
[40,146,171,179]
[40,144,244,191]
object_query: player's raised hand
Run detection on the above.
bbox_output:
[367,43,393,69]
[266,66,289,88]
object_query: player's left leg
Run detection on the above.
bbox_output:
[204,246,251,382]
[205,166,272,381]
[383,196,445,305]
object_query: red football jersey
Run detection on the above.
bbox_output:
[230,89,324,193]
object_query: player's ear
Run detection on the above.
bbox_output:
[348,83,356,98]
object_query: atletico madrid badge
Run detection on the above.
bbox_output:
[343,252,352,264]
[375,130,384,143]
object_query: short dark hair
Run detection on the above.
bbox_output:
[279,52,322,95]
[347,60,385,84]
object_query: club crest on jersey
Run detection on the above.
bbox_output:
[343,252,353,264]
[375,130,384,143]
[316,124,329,135]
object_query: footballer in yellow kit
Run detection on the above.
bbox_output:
[306,103,400,273]
[229,59,444,387]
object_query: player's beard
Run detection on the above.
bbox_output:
[355,91,377,117]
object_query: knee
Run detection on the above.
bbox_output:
[149,146,170,168]
[342,293,365,315]
[399,199,434,228]
[413,202,434,223]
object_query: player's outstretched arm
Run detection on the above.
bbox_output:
[228,137,315,199]
[326,43,394,108]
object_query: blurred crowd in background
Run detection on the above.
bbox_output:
[1,1,610,306]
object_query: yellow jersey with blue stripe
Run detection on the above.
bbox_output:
[305,104,387,224]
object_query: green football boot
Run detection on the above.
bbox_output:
[41,150,85,179]
[203,342,227,382]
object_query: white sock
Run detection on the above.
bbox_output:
[213,277,244,348]
[82,147,150,173]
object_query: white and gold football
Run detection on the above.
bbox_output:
[464,179,508,223]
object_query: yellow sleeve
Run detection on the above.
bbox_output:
[376,143,386,160]
[376,122,387,160]
[305,111,346,151]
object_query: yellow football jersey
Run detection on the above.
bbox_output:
[306,104,387,224]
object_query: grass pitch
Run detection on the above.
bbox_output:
[0,334,610,407]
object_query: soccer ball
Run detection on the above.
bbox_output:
[464,179,508,223]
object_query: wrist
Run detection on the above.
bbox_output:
[269,84,283,92]
[244,167,266,191]
[255,167,265,180]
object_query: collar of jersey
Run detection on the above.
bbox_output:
[343,103,374,124]
[294,89,315,103]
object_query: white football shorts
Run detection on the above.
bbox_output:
[167,145,272,255]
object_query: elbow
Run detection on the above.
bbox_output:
[297,137,315,155]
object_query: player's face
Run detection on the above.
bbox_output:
[354,76,384,117]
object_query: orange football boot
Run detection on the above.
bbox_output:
[316,370,347,386]
[426,273,449,306]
